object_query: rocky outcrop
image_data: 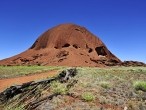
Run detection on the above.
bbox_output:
[119,61,146,67]
[0,23,121,67]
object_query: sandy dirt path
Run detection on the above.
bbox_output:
[0,70,58,92]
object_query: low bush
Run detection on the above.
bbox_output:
[81,92,95,102]
[133,81,146,92]
[5,104,25,110]
[99,81,110,89]
[50,81,68,94]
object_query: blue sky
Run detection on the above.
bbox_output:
[0,0,146,63]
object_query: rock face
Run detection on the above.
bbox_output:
[0,23,121,67]
[120,61,146,67]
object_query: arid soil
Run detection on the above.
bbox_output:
[0,70,58,92]
[1,67,146,110]
[0,23,121,67]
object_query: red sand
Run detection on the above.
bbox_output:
[0,70,58,92]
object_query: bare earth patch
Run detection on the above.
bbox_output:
[1,67,146,110]
[0,70,58,92]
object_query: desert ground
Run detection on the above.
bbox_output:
[0,66,146,110]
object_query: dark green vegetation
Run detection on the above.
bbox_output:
[0,66,65,78]
[1,66,146,110]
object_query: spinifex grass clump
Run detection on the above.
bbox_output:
[99,81,110,89]
[81,92,95,102]
[50,81,68,94]
[133,81,146,92]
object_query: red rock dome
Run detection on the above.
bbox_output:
[0,23,121,67]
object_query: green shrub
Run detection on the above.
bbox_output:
[5,105,25,110]
[133,81,146,92]
[99,81,110,89]
[50,81,68,94]
[81,92,95,101]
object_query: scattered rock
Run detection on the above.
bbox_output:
[0,68,77,104]
[119,61,146,67]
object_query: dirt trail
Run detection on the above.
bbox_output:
[0,70,58,92]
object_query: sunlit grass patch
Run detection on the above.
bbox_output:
[81,92,95,102]
[133,81,146,92]
[0,66,65,78]
[50,81,68,95]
